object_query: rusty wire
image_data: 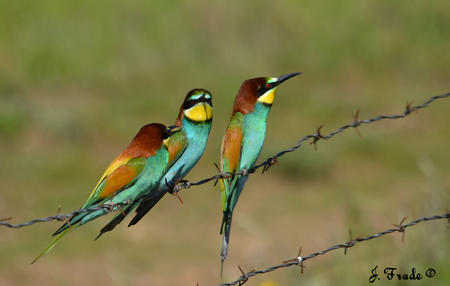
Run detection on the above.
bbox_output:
[0,92,449,229]
[220,212,450,286]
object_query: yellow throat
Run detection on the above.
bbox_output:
[257,87,277,105]
[184,103,213,122]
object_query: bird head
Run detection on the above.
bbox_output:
[233,72,301,114]
[176,89,213,125]
[132,123,179,154]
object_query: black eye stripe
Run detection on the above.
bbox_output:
[163,129,171,139]
[183,97,213,109]
[257,86,269,97]
[183,99,196,110]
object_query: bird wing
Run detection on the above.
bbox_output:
[96,130,189,235]
[81,156,147,208]
[125,130,188,227]
[52,155,147,236]
[167,129,188,167]
[220,112,244,212]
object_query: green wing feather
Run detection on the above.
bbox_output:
[82,157,147,209]
[220,112,244,212]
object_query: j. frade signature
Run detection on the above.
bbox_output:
[369,265,436,283]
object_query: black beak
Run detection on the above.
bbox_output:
[166,125,181,137]
[168,125,181,132]
[274,72,302,86]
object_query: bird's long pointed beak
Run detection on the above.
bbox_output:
[275,72,302,86]
[168,125,182,133]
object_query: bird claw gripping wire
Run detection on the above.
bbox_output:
[170,179,192,194]
[101,199,131,215]
[218,172,232,180]
[239,168,249,176]
[165,178,176,193]
[166,179,188,205]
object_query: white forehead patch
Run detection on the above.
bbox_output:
[189,93,204,100]
[267,77,278,84]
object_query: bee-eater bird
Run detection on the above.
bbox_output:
[219,73,301,268]
[32,123,176,263]
[95,89,213,237]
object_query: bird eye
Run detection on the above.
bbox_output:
[265,83,271,89]
[183,100,196,110]
[163,129,171,139]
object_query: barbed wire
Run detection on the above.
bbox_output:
[0,201,131,228]
[0,92,448,229]
[172,92,450,192]
[220,212,450,286]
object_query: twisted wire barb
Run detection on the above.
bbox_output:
[220,212,450,286]
[0,93,448,228]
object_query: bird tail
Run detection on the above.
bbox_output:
[31,223,78,264]
[128,192,166,227]
[95,202,138,240]
[220,208,233,276]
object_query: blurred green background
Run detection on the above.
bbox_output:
[0,0,449,285]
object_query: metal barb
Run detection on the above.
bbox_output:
[297,247,305,274]
[344,229,355,255]
[236,265,248,285]
[352,109,361,136]
[310,125,324,151]
[64,216,73,229]
[393,216,408,243]
[262,157,279,174]
[405,101,417,115]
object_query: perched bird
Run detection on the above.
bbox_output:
[219,73,301,268]
[96,89,213,237]
[32,123,176,263]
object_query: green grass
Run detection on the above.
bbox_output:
[0,1,449,285]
